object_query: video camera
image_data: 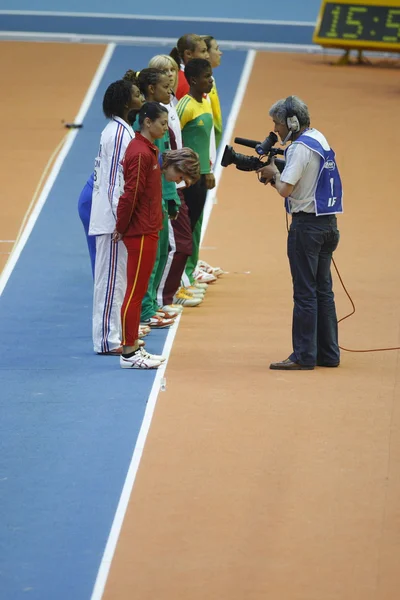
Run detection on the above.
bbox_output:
[220,132,285,183]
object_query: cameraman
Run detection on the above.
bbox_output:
[257,96,342,371]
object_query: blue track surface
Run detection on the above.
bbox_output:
[0,1,321,21]
[0,44,246,600]
[0,13,315,45]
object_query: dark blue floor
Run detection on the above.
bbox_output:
[0,45,245,600]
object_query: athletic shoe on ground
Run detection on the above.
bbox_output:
[182,286,205,297]
[138,325,151,337]
[140,315,175,328]
[191,281,208,290]
[173,289,203,307]
[197,259,224,277]
[193,269,217,284]
[120,347,162,369]
[156,308,180,319]
[162,304,184,315]
[97,346,123,356]
[141,347,166,362]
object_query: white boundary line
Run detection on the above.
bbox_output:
[0,43,116,298]
[201,49,256,243]
[0,10,316,26]
[90,314,181,600]
[0,31,318,52]
[89,51,254,600]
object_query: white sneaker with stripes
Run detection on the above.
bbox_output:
[120,347,163,369]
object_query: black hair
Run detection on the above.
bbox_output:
[122,69,139,85]
[201,35,215,51]
[135,68,167,98]
[138,101,168,127]
[102,79,134,119]
[184,58,211,84]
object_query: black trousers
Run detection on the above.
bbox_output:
[183,175,208,231]
[287,212,340,367]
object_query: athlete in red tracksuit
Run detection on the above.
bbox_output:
[115,102,200,369]
[117,130,163,358]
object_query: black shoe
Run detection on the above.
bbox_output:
[317,362,340,367]
[270,358,314,371]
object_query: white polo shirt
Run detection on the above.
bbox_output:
[280,128,330,214]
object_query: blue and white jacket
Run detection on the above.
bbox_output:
[89,116,134,235]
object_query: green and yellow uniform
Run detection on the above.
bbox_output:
[176,95,214,285]
[176,95,213,173]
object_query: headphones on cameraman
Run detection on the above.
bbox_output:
[284,96,300,133]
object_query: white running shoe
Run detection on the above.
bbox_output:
[155,308,180,319]
[140,347,166,362]
[140,315,175,328]
[193,269,217,284]
[197,260,224,277]
[138,325,151,338]
[173,289,203,307]
[162,304,184,314]
[120,347,162,369]
[181,285,205,296]
[191,281,208,290]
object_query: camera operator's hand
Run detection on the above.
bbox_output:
[257,160,279,186]
[204,173,216,190]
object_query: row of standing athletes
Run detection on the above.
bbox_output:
[78,34,224,368]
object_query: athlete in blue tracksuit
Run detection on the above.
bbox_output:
[78,172,96,277]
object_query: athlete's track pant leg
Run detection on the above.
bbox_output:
[121,233,159,346]
[158,198,192,305]
[77,182,96,277]
[92,234,127,353]
[182,175,208,285]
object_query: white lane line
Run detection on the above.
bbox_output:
[0,33,319,53]
[90,314,181,600]
[0,43,115,298]
[90,51,254,600]
[201,49,256,243]
[0,11,316,26]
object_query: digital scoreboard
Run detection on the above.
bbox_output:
[313,0,400,52]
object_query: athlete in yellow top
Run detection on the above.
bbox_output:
[202,35,223,149]
[176,58,216,287]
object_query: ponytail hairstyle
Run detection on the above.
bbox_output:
[133,68,167,99]
[121,70,142,125]
[138,101,168,128]
[123,69,139,85]
[170,33,204,66]
[162,148,201,184]
[102,79,134,119]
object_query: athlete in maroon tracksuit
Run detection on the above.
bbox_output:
[157,127,193,307]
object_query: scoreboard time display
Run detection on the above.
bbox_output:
[313,0,400,52]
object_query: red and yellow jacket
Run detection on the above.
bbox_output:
[116,133,163,236]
